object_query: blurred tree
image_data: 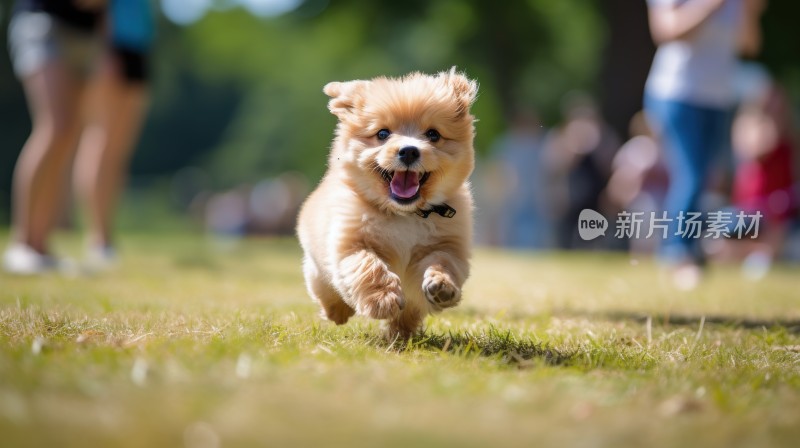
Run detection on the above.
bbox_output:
[598,0,655,139]
[759,1,800,99]
[0,0,28,220]
[178,0,606,186]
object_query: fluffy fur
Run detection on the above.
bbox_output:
[296,68,478,339]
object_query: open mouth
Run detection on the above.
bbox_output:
[380,170,431,204]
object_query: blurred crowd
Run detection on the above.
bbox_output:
[475,61,800,268]
[186,170,309,238]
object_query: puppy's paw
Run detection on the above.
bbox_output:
[356,274,405,320]
[321,300,355,325]
[423,270,461,309]
[384,308,424,343]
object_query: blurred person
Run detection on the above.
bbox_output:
[488,108,553,249]
[205,188,248,239]
[643,0,765,288]
[602,111,669,254]
[471,159,507,246]
[247,172,309,235]
[725,83,797,277]
[548,92,619,249]
[3,0,154,274]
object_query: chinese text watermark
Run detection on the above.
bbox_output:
[578,209,762,241]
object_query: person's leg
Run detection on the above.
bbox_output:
[73,54,147,250]
[11,61,85,254]
[645,96,727,264]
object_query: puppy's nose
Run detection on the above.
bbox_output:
[398,146,420,166]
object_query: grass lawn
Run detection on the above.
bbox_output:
[1,232,799,447]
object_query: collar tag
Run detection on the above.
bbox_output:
[416,203,456,219]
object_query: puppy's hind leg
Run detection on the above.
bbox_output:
[304,259,354,325]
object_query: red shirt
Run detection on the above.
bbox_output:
[733,138,797,222]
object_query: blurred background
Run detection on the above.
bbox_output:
[0,0,799,257]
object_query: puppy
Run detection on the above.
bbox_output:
[297,68,478,339]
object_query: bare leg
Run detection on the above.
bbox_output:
[73,56,148,249]
[11,61,85,254]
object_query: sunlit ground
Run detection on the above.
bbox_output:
[1,232,799,447]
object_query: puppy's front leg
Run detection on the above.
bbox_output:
[418,251,469,310]
[336,250,405,319]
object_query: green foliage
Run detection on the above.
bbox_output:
[163,0,607,186]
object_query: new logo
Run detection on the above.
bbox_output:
[578,209,608,241]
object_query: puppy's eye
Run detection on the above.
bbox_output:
[376,129,391,141]
[425,129,441,142]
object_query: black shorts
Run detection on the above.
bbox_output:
[112,46,149,83]
[8,4,150,83]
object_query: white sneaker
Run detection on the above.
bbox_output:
[672,263,702,291]
[2,243,60,275]
[85,245,118,272]
[742,250,772,281]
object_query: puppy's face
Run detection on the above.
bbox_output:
[324,70,477,214]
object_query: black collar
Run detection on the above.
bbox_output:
[416,203,456,219]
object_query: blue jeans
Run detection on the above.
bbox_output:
[644,95,733,263]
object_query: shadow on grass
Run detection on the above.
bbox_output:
[460,306,800,334]
[564,310,800,334]
[381,327,577,367]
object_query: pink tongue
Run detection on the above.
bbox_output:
[390,171,420,199]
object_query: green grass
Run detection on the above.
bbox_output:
[1,232,799,448]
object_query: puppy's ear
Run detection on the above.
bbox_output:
[323,80,369,118]
[439,67,478,118]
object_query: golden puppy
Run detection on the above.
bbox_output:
[296,68,478,339]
